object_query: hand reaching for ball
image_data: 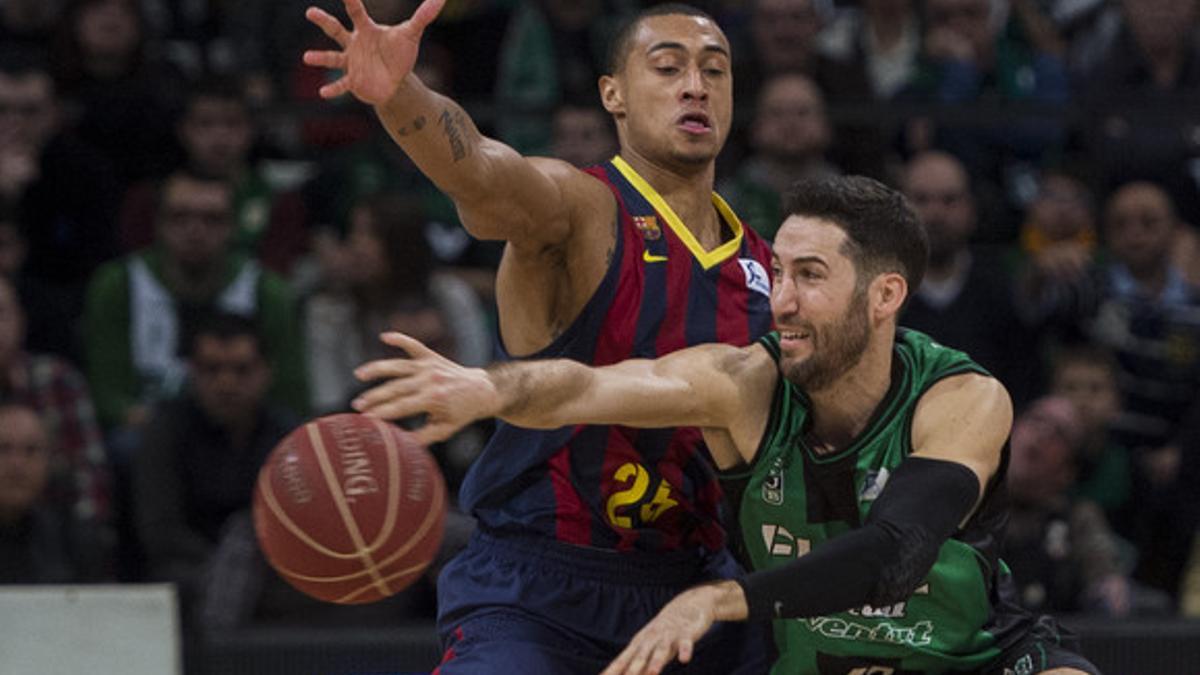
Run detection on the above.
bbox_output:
[353,332,501,446]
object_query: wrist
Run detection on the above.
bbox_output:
[705,580,750,622]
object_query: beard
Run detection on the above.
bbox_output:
[781,286,871,392]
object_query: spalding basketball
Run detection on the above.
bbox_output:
[252,413,447,604]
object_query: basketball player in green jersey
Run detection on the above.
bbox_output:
[353,175,1100,675]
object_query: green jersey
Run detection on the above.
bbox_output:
[728,329,1028,674]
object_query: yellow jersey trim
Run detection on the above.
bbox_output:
[611,155,745,270]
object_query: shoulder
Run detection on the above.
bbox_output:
[912,372,1012,468]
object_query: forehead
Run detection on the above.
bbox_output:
[773,215,852,263]
[627,14,730,60]
[1108,185,1172,218]
[164,178,230,205]
[906,157,967,193]
[761,75,820,106]
[0,72,52,98]
[0,408,46,442]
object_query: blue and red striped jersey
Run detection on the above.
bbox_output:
[459,156,774,553]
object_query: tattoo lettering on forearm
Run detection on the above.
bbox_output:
[438,107,469,162]
[395,115,427,137]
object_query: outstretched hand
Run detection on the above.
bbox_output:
[601,585,727,675]
[303,0,445,103]
[352,332,499,446]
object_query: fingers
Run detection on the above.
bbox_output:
[303,49,347,70]
[408,0,447,31]
[341,0,371,28]
[318,77,352,100]
[379,331,438,359]
[354,357,418,383]
[352,376,422,415]
[602,636,679,675]
[305,7,351,47]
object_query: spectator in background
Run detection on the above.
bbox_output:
[0,276,110,528]
[133,312,298,620]
[494,0,635,155]
[0,46,119,360]
[817,0,922,101]
[901,0,1070,229]
[119,78,310,276]
[0,0,65,49]
[900,150,1041,408]
[1080,0,1200,221]
[1048,343,1133,525]
[1089,181,1200,601]
[719,73,837,241]
[84,169,307,442]
[550,102,617,168]
[1002,395,1135,616]
[0,401,110,584]
[1013,166,1100,327]
[304,193,489,485]
[50,0,182,192]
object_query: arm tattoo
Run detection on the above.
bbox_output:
[395,115,427,137]
[438,107,470,162]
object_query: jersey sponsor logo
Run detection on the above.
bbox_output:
[762,457,785,505]
[761,523,810,557]
[605,462,679,529]
[846,584,929,619]
[642,250,669,263]
[633,215,662,240]
[738,259,771,298]
[1005,653,1034,675]
[858,467,890,502]
[800,616,934,649]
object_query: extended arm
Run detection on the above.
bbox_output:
[602,373,1013,675]
[303,0,610,249]
[351,333,773,466]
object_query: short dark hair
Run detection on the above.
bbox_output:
[605,3,717,74]
[0,45,50,79]
[184,311,265,361]
[784,175,929,291]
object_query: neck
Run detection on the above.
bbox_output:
[162,258,224,302]
[866,5,907,50]
[619,149,721,245]
[805,332,895,453]
[1129,262,1169,297]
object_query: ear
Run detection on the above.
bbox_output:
[599,75,625,117]
[871,272,908,321]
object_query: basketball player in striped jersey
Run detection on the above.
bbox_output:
[306,0,774,671]
[354,175,1101,675]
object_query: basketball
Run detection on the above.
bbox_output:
[252,413,447,604]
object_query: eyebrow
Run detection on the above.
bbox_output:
[647,41,731,59]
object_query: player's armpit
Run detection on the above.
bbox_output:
[910,372,1012,512]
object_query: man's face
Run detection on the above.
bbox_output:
[1052,361,1118,438]
[1007,397,1079,505]
[926,0,993,55]
[603,14,733,169]
[751,0,823,73]
[157,177,234,274]
[770,216,872,392]
[0,406,49,521]
[0,222,27,278]
[0,279,24,366]
[75,0,140,62]
[552,106,616,168]
[1028,174,1094,242]
[0,71,56,153]
[751,74,830,161]
[190,334,270,428]
[1123,0,1198,55]
[179,97,253,178]
[1105,183,1176,279]
[903,154,975,267]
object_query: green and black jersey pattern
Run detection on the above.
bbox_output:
[726,328,1032,674]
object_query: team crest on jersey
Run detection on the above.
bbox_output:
[1004,654,1034,675]
[762,457,785,505]
[739,259,771,298]
[633,215,661,240]
[859,467,890,502]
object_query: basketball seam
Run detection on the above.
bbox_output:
[306,421,393,597]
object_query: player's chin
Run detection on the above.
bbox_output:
[669,144,719,166]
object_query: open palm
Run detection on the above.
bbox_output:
[303,0,445,104]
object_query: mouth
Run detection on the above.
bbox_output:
[779,330,812,347]
[676,111,712,135]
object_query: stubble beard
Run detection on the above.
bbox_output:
[782,287,871,393]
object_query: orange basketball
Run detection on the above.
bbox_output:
[252,413,447,604]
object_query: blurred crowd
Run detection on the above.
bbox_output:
[0,0,1198,641]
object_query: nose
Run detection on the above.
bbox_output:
[681,65,708,101]
[770,276,798,318]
